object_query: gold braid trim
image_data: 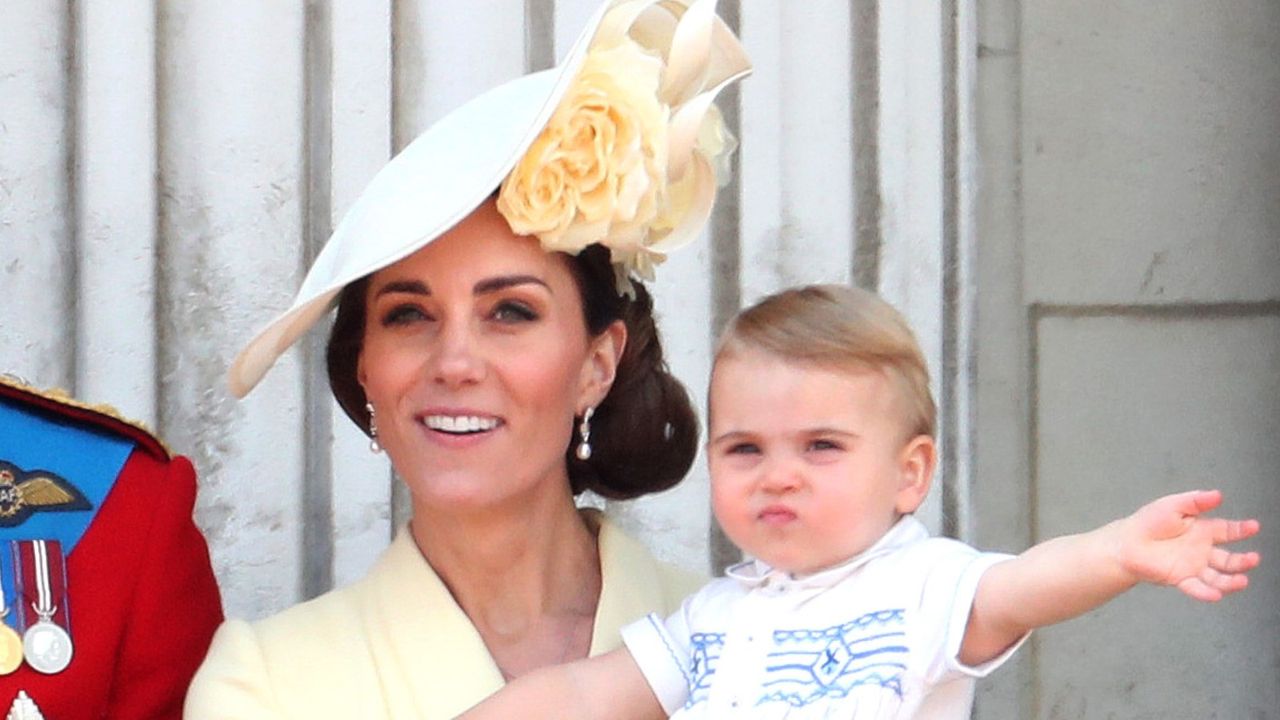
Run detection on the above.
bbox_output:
[0,374,172,457]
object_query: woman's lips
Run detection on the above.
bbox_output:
[414,410,505,444]
[420,413,501,433]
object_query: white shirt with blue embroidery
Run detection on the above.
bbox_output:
[620,516,1028,718]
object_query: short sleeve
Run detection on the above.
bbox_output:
[620,612,692,716]
[919,547,1031,683]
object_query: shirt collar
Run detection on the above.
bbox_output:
[724,515,930,590]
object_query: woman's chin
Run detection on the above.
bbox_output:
[402,475,539,517]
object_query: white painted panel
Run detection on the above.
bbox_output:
[736,0,783,303]
[953,0,980,542]
[877,0,945,532]
[739,0,855,306]
[158,0,308,620]
[330,0,396,588]
[0,2,73,388]
[74,0,159,426]
[394,0,525,145]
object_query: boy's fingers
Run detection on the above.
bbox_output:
[1176,576,1223,603]
[1199,565,1250,594]
[1210,571,1249,595]
[1212,518,1261,544]
[1187,489,1223,514]
[1160,489,1221,517]
[1211,548,1260,574]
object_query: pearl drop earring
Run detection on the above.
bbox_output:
[575,407,594,461]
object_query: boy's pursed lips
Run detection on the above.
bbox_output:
[758,504,798,526]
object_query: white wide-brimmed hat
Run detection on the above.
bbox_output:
[228,0,751,398]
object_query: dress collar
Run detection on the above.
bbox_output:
[357,510,685,716]
[724,515,930,590]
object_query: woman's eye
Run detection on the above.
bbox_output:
[381,304,429,326]
[491,301,538,323]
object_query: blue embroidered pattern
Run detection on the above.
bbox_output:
[685,608,908,709]
[686,631,725,705]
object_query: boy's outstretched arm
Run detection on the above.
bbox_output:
[960,489,1260,666]
[456,647,665,720]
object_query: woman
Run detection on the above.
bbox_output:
[185,1,750,717]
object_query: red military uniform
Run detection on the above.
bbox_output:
[0,377,223,718]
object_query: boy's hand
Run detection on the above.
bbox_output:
[1116,489,1260,602]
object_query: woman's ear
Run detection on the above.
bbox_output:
[894,434,937,515]
[579,320,627,410]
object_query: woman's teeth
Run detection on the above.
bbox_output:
[422,415,499,434]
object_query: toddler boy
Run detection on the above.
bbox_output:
[461,284,1259,719]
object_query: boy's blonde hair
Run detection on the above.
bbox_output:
[715,284,936,439]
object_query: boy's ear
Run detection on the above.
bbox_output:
[578,320,627,411]
[895,434,936,514]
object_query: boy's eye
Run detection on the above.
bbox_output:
[725,442,760,455]
[491,301,538,323]
[808,439,843,452]
[381,304,430,326]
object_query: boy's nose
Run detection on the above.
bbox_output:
[759,458,803,494]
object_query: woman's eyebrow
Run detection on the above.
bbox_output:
[373,279,430,298]
[474,275,550,295]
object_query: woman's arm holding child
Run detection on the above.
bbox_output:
[456,648,666,720]
[960,489,1260,666]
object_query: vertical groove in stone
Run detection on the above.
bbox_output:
[939,0,961,539]
[1008,4,1035,713]
[707,0,743,577]
[65,0,82,393]
[302,0,335,599]
[385,0,409,534]
[389,0,408,153]
[1025,303,1041,716]
[525,0,555,72]
[851,0,880,292]
[150,0,164,419]
[153,0,171,439]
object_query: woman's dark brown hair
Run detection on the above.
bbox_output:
[326,244,698,500]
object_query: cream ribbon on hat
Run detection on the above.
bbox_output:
[228,0,750,398]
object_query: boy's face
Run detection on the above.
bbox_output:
[708,348,932,576]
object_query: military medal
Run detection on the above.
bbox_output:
[0,608,21,675]
[17,541,72,674]
[0,626,20,675]
[0,542,21,675]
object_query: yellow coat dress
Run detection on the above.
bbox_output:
[185,513,702,719]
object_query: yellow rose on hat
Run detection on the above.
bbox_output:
[499,39,669,256]
[496,0,750,295]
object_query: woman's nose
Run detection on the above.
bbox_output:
[428,319,485,386]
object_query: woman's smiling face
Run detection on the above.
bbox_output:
[357,201,619,513]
